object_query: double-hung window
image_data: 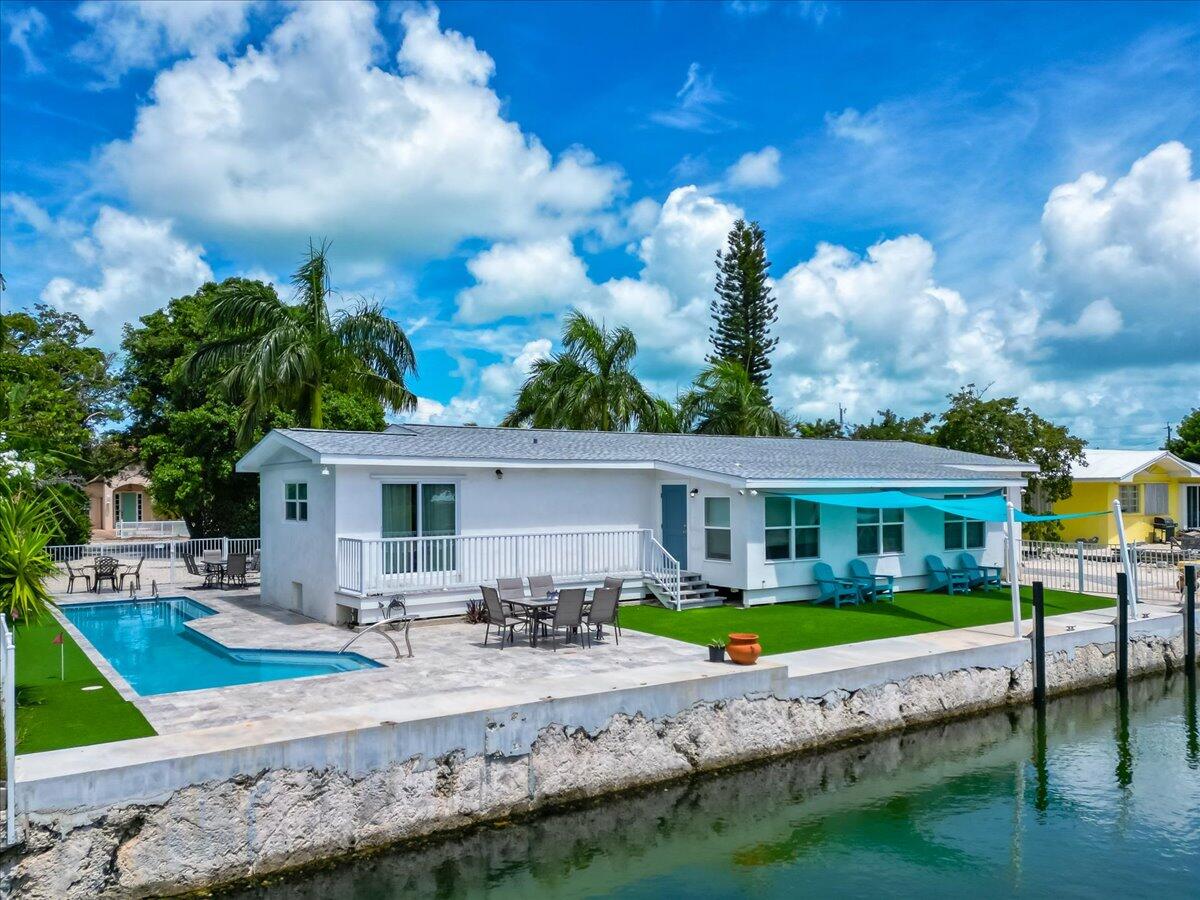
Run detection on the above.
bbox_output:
[1118,483,1140,514]
[857,507,904,555]
[765,497,821,561]
[704,497,732,561]
[943,494,986,550]
[284,482,308,521]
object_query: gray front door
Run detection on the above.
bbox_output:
[660,484,688,568]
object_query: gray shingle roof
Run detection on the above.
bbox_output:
[271,424,1033,482]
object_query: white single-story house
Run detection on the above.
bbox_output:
[236,424,1037,623]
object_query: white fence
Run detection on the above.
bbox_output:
[1,614,15,847]
[115,520,189,539]
[1017,540,1200,603]
[47,537,261,594]
[337,528,677,603]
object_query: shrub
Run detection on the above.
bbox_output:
[0,488,58,623]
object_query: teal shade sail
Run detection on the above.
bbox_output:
[779,490,1110,524]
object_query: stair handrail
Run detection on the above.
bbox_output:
[644,532,682,611]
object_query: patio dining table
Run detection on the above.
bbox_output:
[503,593,598,647]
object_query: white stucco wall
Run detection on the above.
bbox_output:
[259,459,338,622]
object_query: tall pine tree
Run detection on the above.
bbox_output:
[709,219,778,389]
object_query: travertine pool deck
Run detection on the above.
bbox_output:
[53,590,702,734]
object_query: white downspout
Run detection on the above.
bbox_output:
[1006,501,1022,639]
[1113,499,1136,618]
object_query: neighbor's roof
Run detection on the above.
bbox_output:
[1071,449,1198,481]
[240,424,1036,483]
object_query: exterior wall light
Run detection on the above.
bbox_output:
[689,487,699,498]
[320,466,330,476]
[495,468,504,480]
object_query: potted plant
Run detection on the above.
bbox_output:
[707,637,726,663]
[726,632,762,665]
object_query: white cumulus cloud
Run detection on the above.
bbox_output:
[39,207,212,346]
[100,2,624,265]
[456,237,592,325]
[725,146,783,189]
[73,0,258,86]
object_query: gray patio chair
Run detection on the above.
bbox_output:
[547,588,587,651]
[223,553,248,589]
[481,585,525,649]
[118,554,145,591]
[496,577,526,616]
[65,559,91,593]
[602,575,625,636]
[527,574,555,598]
[586,586,620,645]
[92,556,120,592]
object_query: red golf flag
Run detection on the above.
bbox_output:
[52,633,64,645]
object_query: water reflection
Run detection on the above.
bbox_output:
[226,674,1200,899]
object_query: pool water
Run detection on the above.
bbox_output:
[226,673,1200,899]
[62,598,380,696]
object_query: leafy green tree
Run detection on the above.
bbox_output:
[639,396,691,434]
[680,359,792,437]
[709,219,778,390]
[795,418,844,439]
[1167,408,1200,463]
[0,305,122,543]
[850,409,936,443]
[185,241,416,447]
[123,278,386,537]
[935,385,1086,539]
[502,310,657,431]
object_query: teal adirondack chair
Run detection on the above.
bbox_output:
[925,555,972,595]
[813,562,859,608]
[958,552,1003,589]
[848,559,895,603]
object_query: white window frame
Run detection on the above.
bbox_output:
[764,497,821,563]
[1143,483,1169,516]
[284,482,308,522]
[856,507,905,556]
[943,494,986,551]
[1118,483,1140,514]
[704,496,732,562]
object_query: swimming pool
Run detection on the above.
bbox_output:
[62,598,381,696]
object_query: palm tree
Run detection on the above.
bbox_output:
[501,310,656,431]
[186,241,417,446]
[680,359,792,437]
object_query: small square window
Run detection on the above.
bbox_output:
[285,482,308,521]
[1118,484,1140,514]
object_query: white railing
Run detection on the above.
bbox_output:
[115,519,189,539]
[1,614,15,847]
[336,528,681,605]
[644,533,683,611]
[46,536,261,592]
[1018,539,1199,603]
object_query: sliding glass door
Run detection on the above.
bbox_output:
[381,483,457,574]
[1187,485,1200,530]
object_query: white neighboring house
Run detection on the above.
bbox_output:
[236,425,1035,623]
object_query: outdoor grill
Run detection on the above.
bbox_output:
[1152,515,1177,543]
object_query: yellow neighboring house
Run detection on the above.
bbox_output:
[1055,449,1200,545]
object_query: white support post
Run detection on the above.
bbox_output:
[221,535,230,562]
[1006,501,1022,639]
[1076,542,1085,594]
[169,541,176,586]
[1113,500,1136,618]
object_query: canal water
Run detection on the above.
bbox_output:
[228,674,1200,899]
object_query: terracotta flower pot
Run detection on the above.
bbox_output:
[726,632,761,665]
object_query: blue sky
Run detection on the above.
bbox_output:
[2,0,1197,446]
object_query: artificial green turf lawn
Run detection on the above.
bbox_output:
[13,614,156,754]
[620,587,1114,656]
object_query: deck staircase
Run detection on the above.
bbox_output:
[646,571,724,610]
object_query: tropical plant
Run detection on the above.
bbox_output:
[502,310,657,431]
[639,396,691,434]
[0,488,58,623]
[1167,408,1200,464]
[185,241,417,446]
[680,360,792,437]
[850,409,936,443]
[709,219,778,390]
